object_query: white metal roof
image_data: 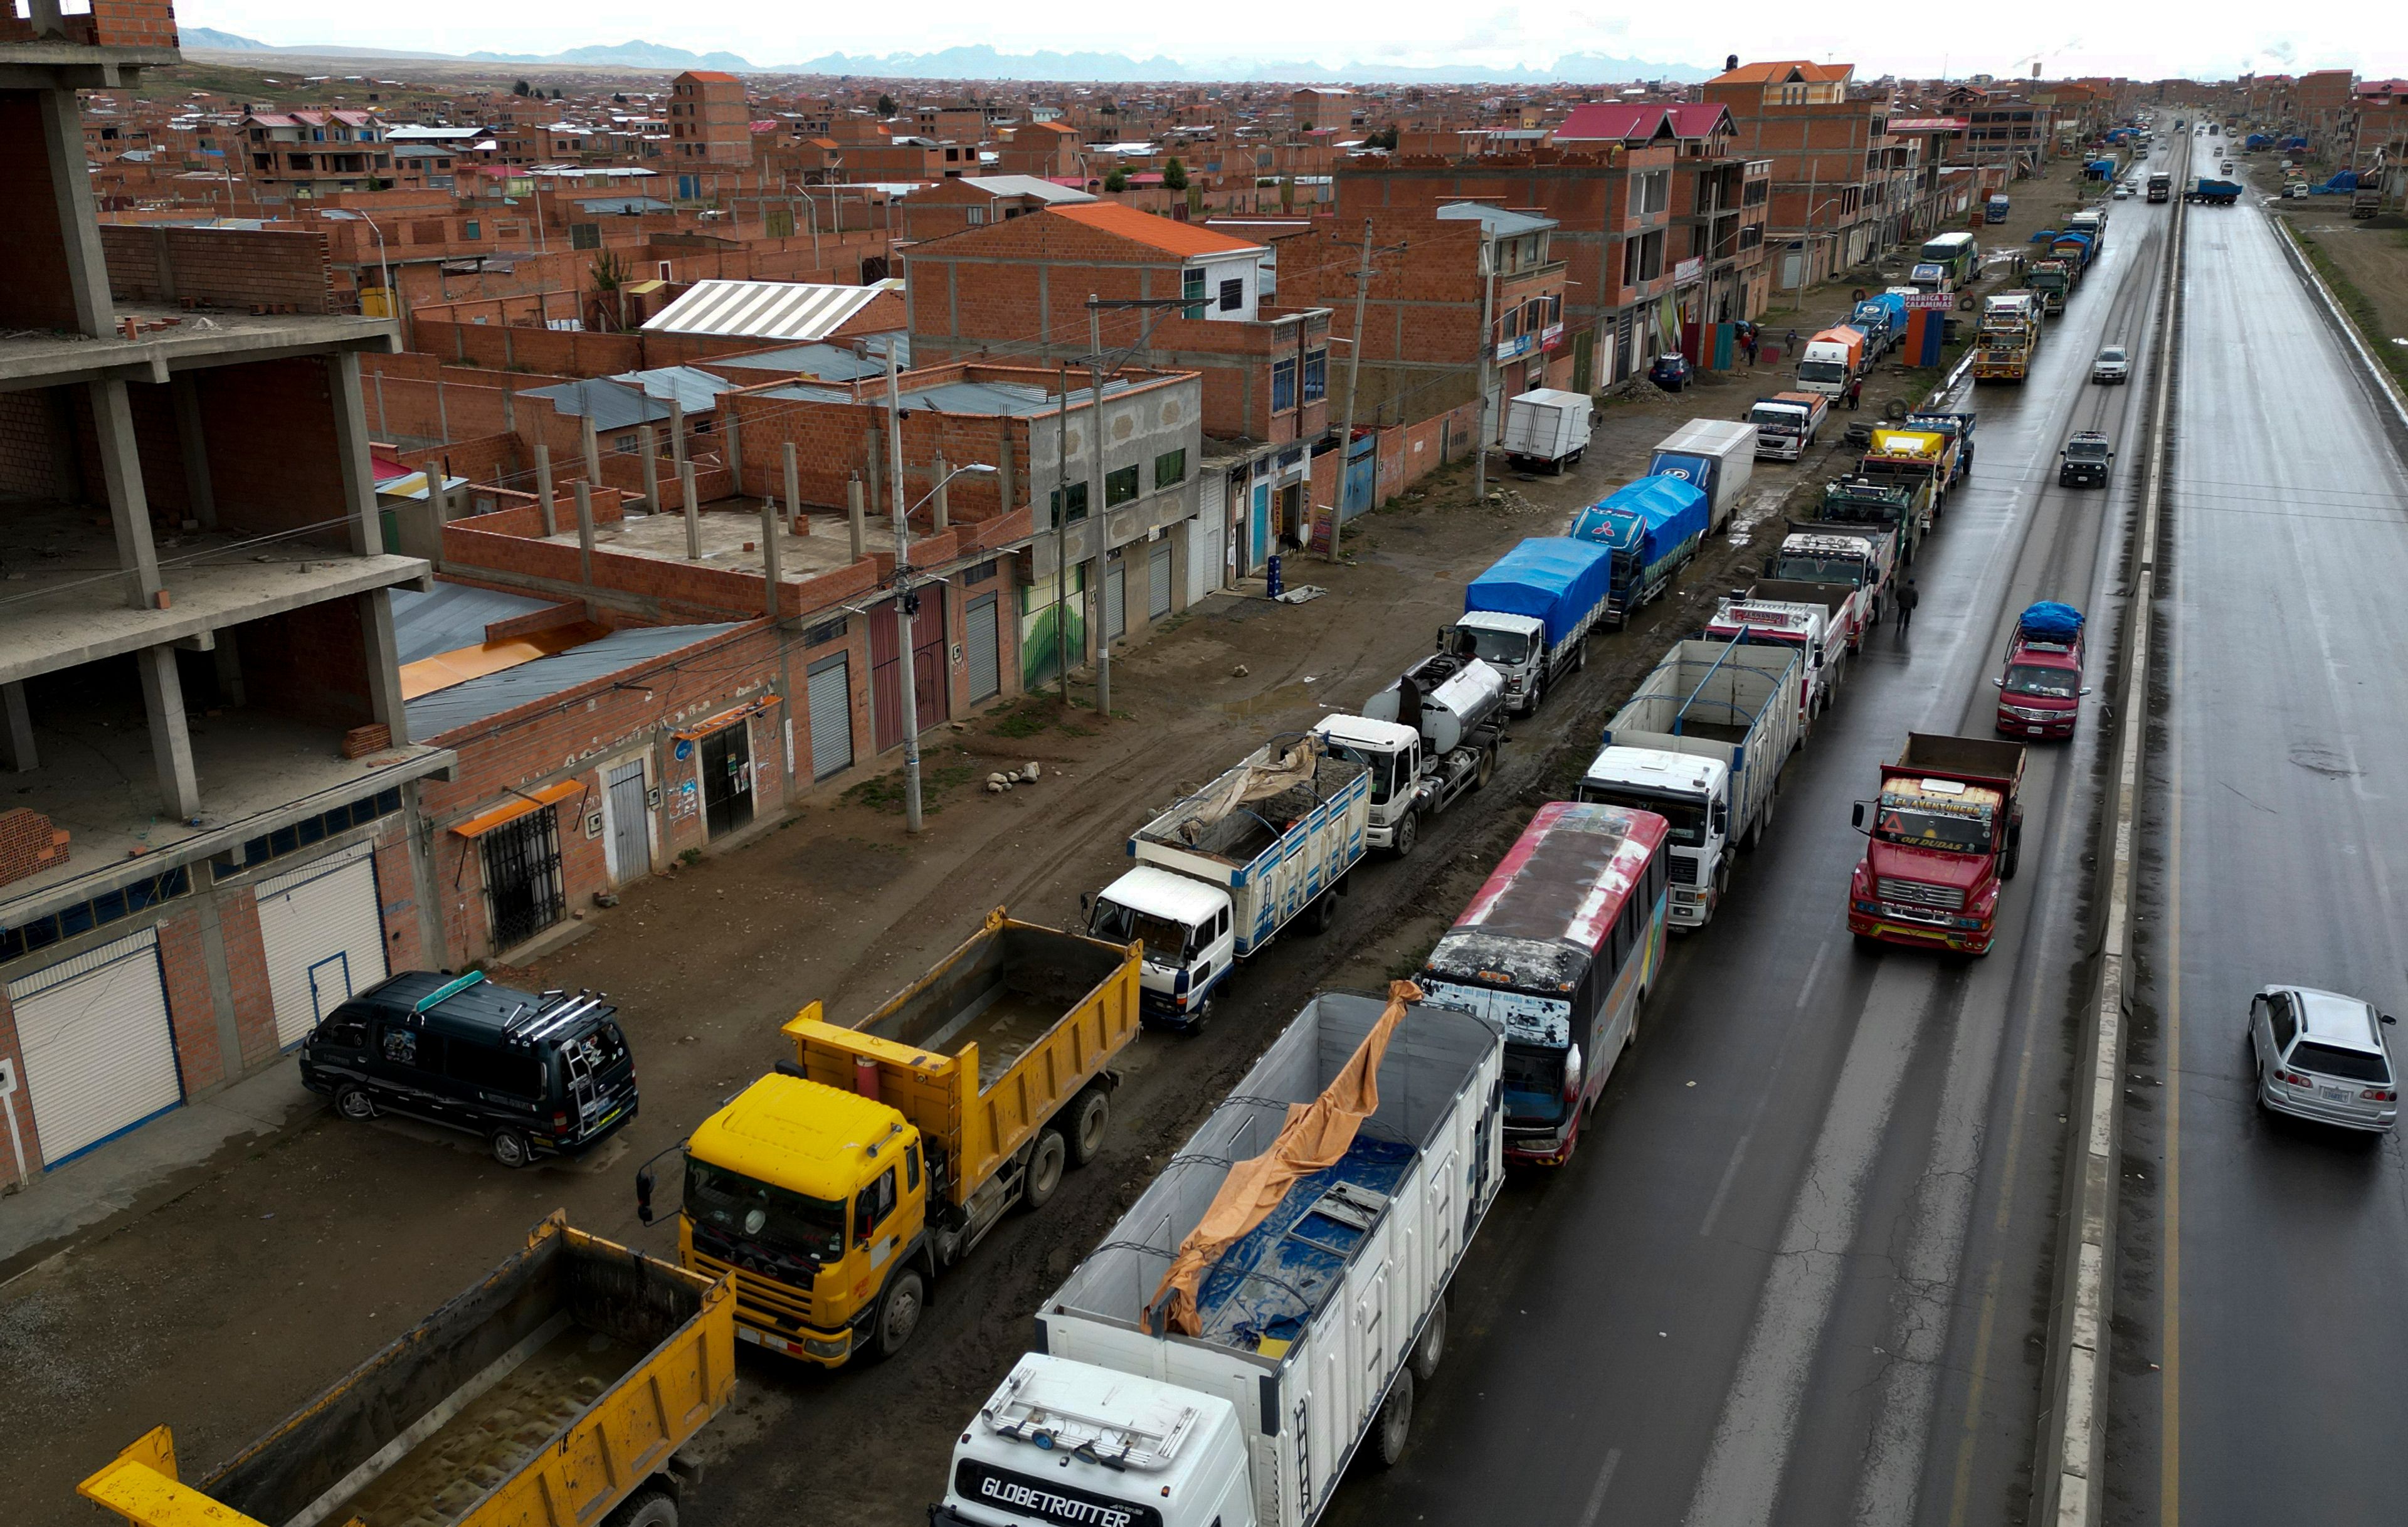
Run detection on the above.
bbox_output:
[1096,864,1228,927]
[642,280,885,342]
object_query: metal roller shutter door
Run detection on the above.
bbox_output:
[1187,494,1223,605]
[1104,556,1126,638]
[10,927,182,1165]
[966,593,1000,703]
[1148,539,1173,618]
[808,654,854,780]
[256,841,389,1049]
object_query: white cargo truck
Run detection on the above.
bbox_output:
[1313,648,1508,859]
[931,988,1506,1527]
[1647,419,1757,534]
[1579,638,1800,927]
[1087,737,1369,1028]
[1706,589,1849,730]
[1500,388,1593,473]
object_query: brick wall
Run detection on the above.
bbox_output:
[87,0,180,48]
[154,908,222,1093]
[239,596,374,731]
[0,94,90,334]
[0,390,74,500]
[214,889,280,1072]
[198,356,351,540]
[0,808,70,889]
[102,226,337,314]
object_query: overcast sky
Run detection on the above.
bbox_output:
[185,3,2405,80]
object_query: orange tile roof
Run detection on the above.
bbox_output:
[682,70,739,83]
[1047,202,1264,257]
[1709,59,1854,86]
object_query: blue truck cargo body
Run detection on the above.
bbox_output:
[1571,477,1711,622]
[1465,537,1614,648]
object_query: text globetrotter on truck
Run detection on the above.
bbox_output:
[932,983,1508,1527]
[1421,801,1671,1165]
[639,908,1142,1368]
[1570,474,1711,626]
[1849,734,2028,956]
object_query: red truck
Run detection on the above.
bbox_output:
[1848,734,2027,955]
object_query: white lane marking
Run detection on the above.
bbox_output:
[1698,940,1834,1239]
[1681,961,1930,1527]
[1576,1447,1624,1527]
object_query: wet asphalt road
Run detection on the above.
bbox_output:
[1326,159,2184,1526]
[2108,149,2408,1524]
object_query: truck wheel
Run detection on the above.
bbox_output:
[1575,640,1588,672]
[868,1267,926,1363]
[489,1128,532,1170]
[1021,1128,1068,1212]
[1066,1086,1111,1168]
[335,1084,376,1121]
[1473,748,1496,792]
[1373,1368,1415,1467]
[2002,842,2021,880]
[603,1490,679,1527]
[1394,813,1419,859]
[1304,888,1339,935]
[1410,1297,1448,1383]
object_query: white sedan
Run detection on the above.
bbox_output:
[2092,346,2131,384]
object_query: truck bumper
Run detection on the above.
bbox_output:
[1668,885,1714,928]
[1506,1116,1580,1166]
[1849,906,1994,956]
[734,1316,857,1367]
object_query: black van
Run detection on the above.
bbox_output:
[299,970,638,1167]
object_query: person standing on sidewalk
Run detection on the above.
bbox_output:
[1896,576,1920,635]
[1846,376,1864,411]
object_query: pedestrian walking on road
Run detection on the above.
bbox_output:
[1896,577,1920,635]
[1743,328,1760,368]
[1846,377,1864,411]
[1784,327,1798,356]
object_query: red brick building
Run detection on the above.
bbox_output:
[1701,60,1898,295]
[668,70,751,166]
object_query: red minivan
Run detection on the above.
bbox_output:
[1993,602,2088,738]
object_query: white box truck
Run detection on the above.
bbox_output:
[1087,737,1369,1028]
[1500,388,1593,473]
[931,988,1505,1527]
[1579,638,1800,927]
[1647,419,1757,534]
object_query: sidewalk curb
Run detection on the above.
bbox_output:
[2268,211,2408,434]
[2032,143,2185,1527]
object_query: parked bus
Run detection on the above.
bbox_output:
[1419,801,1671,1166]
[1910,231,1981,292]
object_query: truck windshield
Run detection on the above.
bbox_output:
[1089,900,1196,961]
[1874,801,1993,855]
[1772,553,1864,584]
[1750,408,1800,429]
[685,1158,846,1265]
[1798,360,1849,383]
[2004,663,2078,699]
[1320,738,1403,806]
[1578,784,1706,846]
[1460,627,1530,667]
[1502,1042,1568,1129]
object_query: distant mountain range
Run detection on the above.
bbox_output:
[176,31,1713,85]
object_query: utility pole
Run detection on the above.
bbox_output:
[1474,238,1496,503]
[885,347,924,833]
[1087,295,1109,722]
[1795,136,1820,313]
[1332,216,1375,562]
[1054,361,1070,705]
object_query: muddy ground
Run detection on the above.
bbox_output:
[1,340,1903,1524]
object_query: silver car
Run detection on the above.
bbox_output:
[2249,985,2399,1132]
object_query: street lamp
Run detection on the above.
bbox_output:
[320,208,394,325]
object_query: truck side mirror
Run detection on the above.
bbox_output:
[1851,802,1866,829]
[635,1166,655,1226]
[2080,686,2094,696]
[1079,890,1092,916]
[1992,676,2005,687]
[1712,803,1728,834]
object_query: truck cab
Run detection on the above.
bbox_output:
[1087,867,1234,1023]
[1903,409,1976,473]
[1579,746,1730,924]
[1445,609,1551,714]
[1318,651,1506,858]
[1706,597,1840,726]
[1768,529,1889,645]
[1312,712,1423,852]
[1847,735,2025,956]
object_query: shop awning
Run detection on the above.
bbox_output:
[449,779,584,838]
[670,695,781,742]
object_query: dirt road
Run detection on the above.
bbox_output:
[0,367,1876,1525]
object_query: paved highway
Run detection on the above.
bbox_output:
[2108,157,2408,1524]
[1328,160,2181,1527]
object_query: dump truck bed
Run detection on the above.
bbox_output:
[80,1217,732,1527]
[1894,732,2027,790]
[785,909,1142,1207]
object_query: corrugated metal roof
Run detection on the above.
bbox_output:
[613,365,737,414]
[406,623,747,739]
[959,174,1095,204]
[642,280,885,341]
[391,581,566,665]
[522,377,669,432]
[1436,202,1558,237]
[712,342,894,381]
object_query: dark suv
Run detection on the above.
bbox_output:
[299,970,638,1167]
[2058,431,2115,488]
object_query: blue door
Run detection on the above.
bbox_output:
[1343,436,1377,523]
[1251,482,1270,570]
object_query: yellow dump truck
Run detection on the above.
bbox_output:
[638,907,1141,1369]
[78,1213,733,1527]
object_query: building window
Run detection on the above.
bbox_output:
[0,865,194,964]
[1106,464,1141,507]
[209,788,404,882]
[463,219,480,239]
[1153,449,1186,489]
[805,616,848,646]
[966,206,986,224]
[966,559,998,584]
[1049,481,1089,523]
[1302,349,1326,403]
[1272,357,1297,413]
[1183,267,1206,318]
[1219,277,1243,311]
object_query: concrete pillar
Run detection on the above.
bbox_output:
[137,646,199,820]
[573,482,597,588]
[724,408,744,497]
[581,411,603,489]
[359,589,409,747]
[782,442,801,535]
[681,463,700,558]
[169,373,217,530]
[669,398,688,473]
[211,628,245,707]
[88,378,162,610]
[847,473,867,559]
[933,452,950,532]
[759,497,783,620]
[638,424,660,513]
[0,682,35,772]
[34,85,114,338]
[534,445,557,536]
[326,352,383,556]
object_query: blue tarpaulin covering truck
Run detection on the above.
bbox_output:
[2189,177,2241,205]
[1449,537,1613,714]
[1570,476,1711,627]
[1850,292,1909,356]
